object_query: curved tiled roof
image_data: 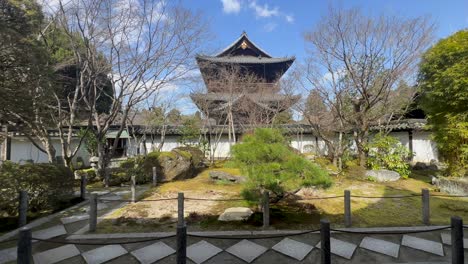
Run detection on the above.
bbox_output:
[196,55,295,64]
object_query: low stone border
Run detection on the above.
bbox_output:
[65,225,449,240]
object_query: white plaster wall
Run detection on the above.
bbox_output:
[9,137,90,165]
[388,131,410,149]
[413,131,438,163]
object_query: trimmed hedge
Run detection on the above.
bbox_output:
[0,161,74,216]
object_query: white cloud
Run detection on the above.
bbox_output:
[221,0,241,14]
[285,15,294,24]
[263,22,277,32]
[249,1,278,18]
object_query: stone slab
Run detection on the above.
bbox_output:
[89,191,110,195]
[114,191,131,195]
[272,237,313,261]
[0,247,17,264]
[61,214,90,225]
[32,225,67,240]
[440,233,468,248]
[401,235,444,256]
[187,240,223,264]
[100,195,122,202]
[316,237,357,259]
[226,239,268,263]
[82,203,108,212]
[33,244,81,264]
[130,242,175,264]
[360,237,400,258]
[82,245,127,264]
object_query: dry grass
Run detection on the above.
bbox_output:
[97,166,468,232]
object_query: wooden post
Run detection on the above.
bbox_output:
[422,188,430,225]
[320,219,331,264]
[80,175,87,200]
[152,167,157,187]
[177,192,186,264]
[131,175,136,203]
[17,227,32,264]
[18,190,28,227]
[89,193,97,232]
[344,190,351,228]
[451,216,464,264]
[263,191,270,228]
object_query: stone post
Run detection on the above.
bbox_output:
[18,190,28,227]
[89,193,97,232]
[152,167,157,187]
[263,191,270,228]
[320,219,331,264]
[344,190,351,228]
[80,175,87,200]
[17,227,32,264]
[177,192,186,264]
[131,175,136,203]
[451,216,464,264]
[422,188,430,225]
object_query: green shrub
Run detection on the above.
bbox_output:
[115,151,161,185]
[0,161,74,216]
[75,168,97,182]
[231,128,332,203]
[366,133,412,178]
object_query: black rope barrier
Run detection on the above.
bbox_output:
[97,197,178,202]
[297,196,344,200]
[187,229,321,240]
[0,238,17,244]
[351,194,420,199]
[31,234,176,245]
[184,197,245,201]
[330,226,450,235]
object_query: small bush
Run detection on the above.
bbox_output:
[114,151,161,185]
[231,128,332,203]
[366,133,412,178]
[0,161,74,216]
[75,168,97,182]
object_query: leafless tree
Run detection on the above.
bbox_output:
[57,0,208,184]
[303,6,434,166]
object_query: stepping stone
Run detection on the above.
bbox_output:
[33,244,80,264]
[226,239,268,263]
[187,240,222,264]
[130,242,175,264]
[360,237,400,258]
[316,238,357,260]
[114,191,131,195]
[61,214,90,225]
[82,245,128,264]
[401,235,444,256]
[272,237,314,261]
[0,247,16,264]
[33,225,67,240]
[440,233,468,248]
[100,195,122,201]
[82,203,108,212]
[90,191,110,195]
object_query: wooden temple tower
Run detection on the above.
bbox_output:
[191,32,298,125]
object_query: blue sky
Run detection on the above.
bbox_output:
[183,0,468,61]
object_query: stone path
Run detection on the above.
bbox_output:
[2,227,467,263]
[0,185,465,263]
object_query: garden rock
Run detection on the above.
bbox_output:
[365,169,400,182]
[209,171,246,183]
[413,162,428,170]
[218,207,253,221]
[159,150,194,181]
[173,146,206,169]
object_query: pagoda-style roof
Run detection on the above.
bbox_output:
[197,32,295,84]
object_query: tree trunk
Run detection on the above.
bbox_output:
[44,141,56,163]
[97,140,109,187]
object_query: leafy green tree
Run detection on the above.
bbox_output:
[0,0,57,162]
[366,133,412,178]
[418,30,468,177]
[231,128,332,203]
